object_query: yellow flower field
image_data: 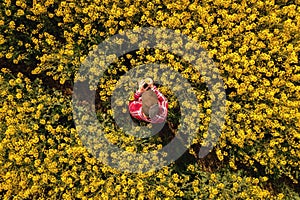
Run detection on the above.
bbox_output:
[0,0,299,199]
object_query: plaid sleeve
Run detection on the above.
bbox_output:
[129,99,144,120]
[129,90,150,121]
[157,99,168,123]
[133,90,142,100]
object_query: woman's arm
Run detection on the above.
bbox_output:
[151,86,167,103]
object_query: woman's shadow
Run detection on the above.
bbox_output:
[132,117,200,170]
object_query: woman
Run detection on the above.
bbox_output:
[128,78,168,124]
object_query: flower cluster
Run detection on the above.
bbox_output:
[1,0,300,199]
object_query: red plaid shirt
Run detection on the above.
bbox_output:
[129,86,168,123]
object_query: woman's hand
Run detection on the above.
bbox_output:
[145,78,154,89]
[138,78,153,92]
[138,80,147,93]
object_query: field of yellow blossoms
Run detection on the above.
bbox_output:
[1,0,300,199]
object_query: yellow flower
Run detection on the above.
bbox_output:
[16,9,25,16]
[6,52,13,59]
[8,21,15,29]
[211,187,218,195]
[16,92,22,99]
[5,9,11,16]
[277,193,284,199]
